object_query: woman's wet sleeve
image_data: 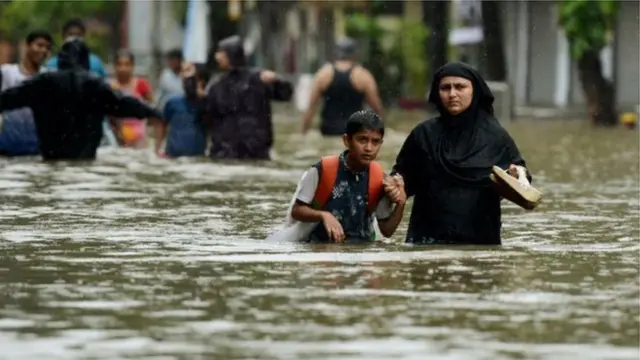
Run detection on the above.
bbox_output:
[0,77,41,111]
[392,130,420,197]
[268,79,294,102]
[202,85,220,126]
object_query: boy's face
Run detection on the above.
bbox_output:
[343,129,384,166]
[26,37,51,65]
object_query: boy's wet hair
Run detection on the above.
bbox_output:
[25,30,53,46]
[345,110,385,138]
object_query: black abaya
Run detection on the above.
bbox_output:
[392,62,531,245]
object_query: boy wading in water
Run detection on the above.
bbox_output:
[291,110,406,243]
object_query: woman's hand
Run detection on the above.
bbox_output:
[507,164,519,178]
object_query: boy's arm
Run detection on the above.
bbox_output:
[376,175,407,238]
[376,195,405,238]
[290,167,324,223]
[290,166,345,242]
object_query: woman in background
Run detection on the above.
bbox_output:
[155,63,209,158]
[109,49,154,148]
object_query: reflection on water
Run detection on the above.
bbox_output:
[0,110,638,359]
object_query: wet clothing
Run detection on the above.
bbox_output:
[320,65,365,136]
[156,68,184,111]
[109,77,152,147]
[295,151,394,243]
[0,108,39,156]
[205,35,292,160]
[0,64,44,156]
[0,70,161,160]
[392,62,531,245]
[206,69,292,159]
[162,95,207,157]
[45,42,118,148]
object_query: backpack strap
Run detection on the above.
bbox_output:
[367,161,385,214]
[312,155,385,214]
[311,155,340,210]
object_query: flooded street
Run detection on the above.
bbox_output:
[0,109,638,360]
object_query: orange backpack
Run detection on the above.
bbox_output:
[311,155,384,214]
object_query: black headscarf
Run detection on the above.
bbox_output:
[57,38,90,71]
[423,62,523,187]
[218,35,246,69]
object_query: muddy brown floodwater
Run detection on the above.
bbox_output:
[0,108,638,360]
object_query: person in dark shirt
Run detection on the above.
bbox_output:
[390,62,532,245]
[205,35,293,160]
[156,63,209,158]
[0,38,161,161]
[301,37,384,136]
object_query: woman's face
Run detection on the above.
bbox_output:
[115,56,134,78]
[214,50,230,70]
[438,76,473,115]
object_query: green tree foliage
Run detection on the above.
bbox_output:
[0,0,122,59]
[399,20,429,98]
[558,0,619,126]
[558,0,618,59]
[346,14,428,100]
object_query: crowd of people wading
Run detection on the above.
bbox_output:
[0,18,537,246]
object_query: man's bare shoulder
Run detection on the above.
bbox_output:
[352,65,374,80]
[314,63,334,88]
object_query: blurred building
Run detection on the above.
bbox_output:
[502,0,639,111]
[120,0,638,111]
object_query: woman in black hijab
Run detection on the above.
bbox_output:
[204,35,293,160]
[391,62,531,245]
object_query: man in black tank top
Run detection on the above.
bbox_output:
[301,37,383,136]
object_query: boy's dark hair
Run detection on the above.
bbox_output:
[62,18,86,36]
[26,30,53,46]
[345,110,385,138]
[166,49,183,60]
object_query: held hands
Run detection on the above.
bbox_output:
[321,211,345,243]
[383,174,407,205]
